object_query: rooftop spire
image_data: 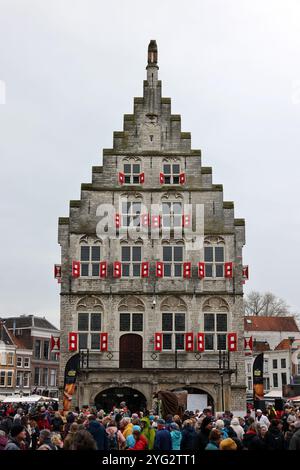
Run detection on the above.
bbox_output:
[147,40,158,66]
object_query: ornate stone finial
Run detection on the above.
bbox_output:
[148,40,158,66]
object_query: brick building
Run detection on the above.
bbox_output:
[58,40,247,413]
[4,315,60,398]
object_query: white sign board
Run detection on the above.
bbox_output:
[187,394,207,412]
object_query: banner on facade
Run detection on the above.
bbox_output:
[253,352,265,410]
[63,353,80,412]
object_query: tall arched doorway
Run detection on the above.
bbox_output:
[94,387,147,413]
[172,387,215,413]
[119,334,143,369]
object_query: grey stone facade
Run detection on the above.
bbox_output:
[58,40,246,413]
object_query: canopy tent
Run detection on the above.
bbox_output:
[1,394,58,403]
[264,390,283,399]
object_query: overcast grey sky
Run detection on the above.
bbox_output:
[0,0,300,327]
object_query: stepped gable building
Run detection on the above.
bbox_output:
[58,40,246,413]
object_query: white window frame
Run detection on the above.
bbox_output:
[162,201,182,228]
[7,370,13,387]
[162,245,184,277]
[49,369,57,387]
[203,312,228,352]
[121,245,142,277]
[0,371,6,387]
[119,312,144,332]
[24,357,30,368]
[1,352,6,366]
[161,312,186,352]
[123,162,141,185]
[204,244,225,278]
[121,201,141,228]
[23,372,30,388]
[77,312,102,351]
[16,370,23,388]
[17,356,23,368]
[7,353,14,366]
[162,163,181,185]
[80,245,101,277]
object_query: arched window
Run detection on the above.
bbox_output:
[76,296,103,350]
[122,157,142,185]
[79,236,102,277]
[160,296,187,351]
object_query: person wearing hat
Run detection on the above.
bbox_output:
[128,425,148,450]
[154,419,172,451]
[5,424,26,450]
[255,409,270,429]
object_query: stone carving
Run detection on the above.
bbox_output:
[118,295,145,312]
[76,295,103,311]
[160,295,187,311]
[202,297,229,312]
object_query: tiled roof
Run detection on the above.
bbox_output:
[244,316,299,332]
[3,315,58,331]
[253,341,270,352]
[275,339,292,350]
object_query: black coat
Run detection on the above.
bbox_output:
[243,431,266,451]
[264,426,285,450]
[180,426,198,452]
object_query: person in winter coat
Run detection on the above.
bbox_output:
[128,427,148,450]
[230,417,245,441]
[63,412,75,438]
[5,424,26,450]
[255,410,270,429]
[196,417,213,451]
[154,419,172,451]
[264,419,285,450]
[141,417,156,450]
[0,430,8,450]
[289,421,300,450]
[242,424,266,451]
[38,429,57,450]
[29,418,40,450]
[180,419,198,452]
[106,421,126,450]
[63,422,79,450]
[205,429,221,450]
[214,419,229,439]
[170,422,182,450]
[51,412,64,433]
[86,415,108,450]
[122,418,133,439]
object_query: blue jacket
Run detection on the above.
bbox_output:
[180,426,198,451]
[154,429,172,451]
[205,441,219,450]
[170,430,182,450]
[87,420,108,450]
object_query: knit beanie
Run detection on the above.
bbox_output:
[11,424,24,438]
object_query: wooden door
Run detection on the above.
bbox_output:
[119,334,143,369]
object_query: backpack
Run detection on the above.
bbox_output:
[108,431,119,450]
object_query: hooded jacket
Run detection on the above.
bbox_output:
[141,418,156,450]
[87,420,108,450]
[130,434,148,450]
[180,425,198,451]
[123,422,133,439]
[170,429,182,450]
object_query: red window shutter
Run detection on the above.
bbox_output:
[156,261,164,278]
[154,333,162,351]
[179,172,186,184]
[183,262,191,278]
[139,172,145,184]
[225,262,233,278]
[228,332,237,352]
[99,261,107,278]
[141,262,149,278]
[115,213,121,229]
[113,261,121,278]
[159,172,165,184]
[141,213,149,227]
[197,333,204,352]
[50,336,60,352]
[118,172,125,185]
[54,264,61,279]
[100,333,108,351]
[242,265,249,280]
[72,261,80,278]
[182,214,191,228]
[244,336,253,353]
[68,332,78,352]
[151,215,161,228]
[185,332,194,351]
[198,262,205,279]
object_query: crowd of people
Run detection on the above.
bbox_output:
[0,400,300,451]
